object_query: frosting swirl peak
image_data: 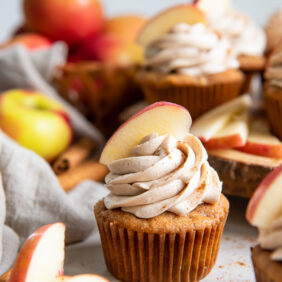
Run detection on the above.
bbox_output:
[104,133,222,219]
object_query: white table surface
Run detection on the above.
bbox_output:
[64,195,258,281]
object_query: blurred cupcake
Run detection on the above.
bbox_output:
[264,42,282,139]
[136,6,243,119]
[95,102,229,282]
[197,1,266,93]
[246,165,282,282]
[265,9,282,55]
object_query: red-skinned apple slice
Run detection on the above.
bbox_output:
[100,102,192,165]
[238,118,282,159]
[9,223,65,282]
[191,95,252,142]
[137,4,206,47]
[203,111,249,150]
[246,164,282,228]
[56,275,108,281]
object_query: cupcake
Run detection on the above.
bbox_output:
[265,9,282,55]
[264,42,282,139]
[246,165,282,282]
[95,101,229,282]
[135,4,243,120]
[197,1,266,93]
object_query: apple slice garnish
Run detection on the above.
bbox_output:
[246,164,282,228]
[203,111,249,150]
[191,95,252,142]
[100,102,192,165]
[195,0,231,16]
[136,4,206,47]
[9,223,65,282]
[238,118,282,159]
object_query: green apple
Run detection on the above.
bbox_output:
[0,89,73,161]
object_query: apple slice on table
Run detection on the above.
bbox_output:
[191,95,252,142]
[9,223,65,282]
[203,111,249,150]
[100,102,192,165]
[56,275,108,281]
[137,4,206,47]
[238,118,282,159]
[246,164,282,228]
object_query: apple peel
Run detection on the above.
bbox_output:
[100,102,192,165]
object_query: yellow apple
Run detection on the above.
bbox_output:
[0,89,73,161]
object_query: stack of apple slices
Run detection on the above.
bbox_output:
[191,95,282,159]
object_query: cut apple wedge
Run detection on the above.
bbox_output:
[246,164,282,228]
[191,95,252,142]
[195,0,231,16]
[136,4,206,47]
[238,118,282,159]
[56,274,108,281]
[100,102,192,165]
[9,223,65,282]
[203,111,249,150]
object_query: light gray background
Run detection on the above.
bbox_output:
[0,0,281,42]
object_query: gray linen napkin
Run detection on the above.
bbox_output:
[0,43,109,274]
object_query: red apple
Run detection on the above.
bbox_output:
[100,101,192,165]
[0,33,52,50]
[137,4,206,47]
[238,118,282,159]
[23,0,104,46]
[9,223,65,282]
[246,165,282,228]
[0,89,73,161]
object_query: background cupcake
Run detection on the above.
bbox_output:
[95,101,229,282]
[246,165,282,282]
[196,0,266,94]
[136,4,243,120]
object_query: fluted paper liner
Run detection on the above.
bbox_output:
[141,80,242,120]
[95,198,229,282]
[265,88,282,140]
[251,246,282,282]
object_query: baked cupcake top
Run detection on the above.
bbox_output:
[258,217,282,261]
[144,23,239,76]
[265,9,282,54]
[104,132,222,219]
[265,46,282,88]
[205,8,266,57]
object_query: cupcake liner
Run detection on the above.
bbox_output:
[141,80,242,120]
[240,71,255,94]
[95,207,228,282]
[264,87,282,140]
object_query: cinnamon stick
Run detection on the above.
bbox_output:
[0,268,11,282]
[58,161,108,192]
[53,137,96,175]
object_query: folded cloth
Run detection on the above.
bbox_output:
[0,43,108,274]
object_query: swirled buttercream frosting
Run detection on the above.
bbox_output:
[104,133,222,219]
[207,8,266,57]
[144,23,239,76]
[265,47,282,89]
[258,216,282,261]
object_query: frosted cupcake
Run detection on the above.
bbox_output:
[95,101,229,282]
[246,165,282,282]
[197,1,266,93]
[135,4,243,119]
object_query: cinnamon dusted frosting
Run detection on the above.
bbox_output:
[265,48,282,89]
[258,216,282,261]
[104,133,222,219]
[207,8,266,57]
[144,23,239,76]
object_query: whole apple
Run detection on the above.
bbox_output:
[0,33,52,50]
[0,90,73,161]
[23,0,104,46]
